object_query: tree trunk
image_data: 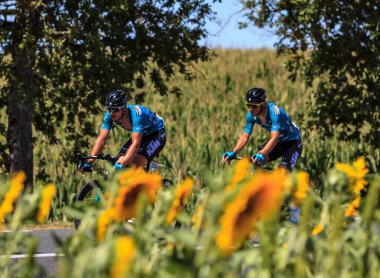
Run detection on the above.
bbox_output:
[6,4,36,189]
[7,50,34,189]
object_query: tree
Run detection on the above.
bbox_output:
[0,0,215,187]
[239,0,380,147]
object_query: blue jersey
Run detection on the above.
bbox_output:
[101,104,165,136]
[244,102,300,142]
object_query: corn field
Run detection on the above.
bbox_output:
[0,49,379,277]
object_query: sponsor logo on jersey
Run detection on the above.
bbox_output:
[149,116,158,125]
[272,105,280,115]
[133,106,142,116]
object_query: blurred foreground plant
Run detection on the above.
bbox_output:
[0,172,56,277]
[1,157,379,277]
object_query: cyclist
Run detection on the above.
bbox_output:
[79,89,166,172]
[222,87,302,222]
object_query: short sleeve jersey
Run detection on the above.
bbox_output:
[244,102,300,142]
[101,104,165,136]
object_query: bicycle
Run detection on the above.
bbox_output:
[74,153,172,229]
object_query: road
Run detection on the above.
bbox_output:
[1,228,74,277]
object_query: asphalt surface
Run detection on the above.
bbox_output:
[1,228,74,277]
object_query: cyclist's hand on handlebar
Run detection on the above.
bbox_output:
[78,162,93,173]
[222,151,236,164]
[251,153,265,165]
[114,163,125,171]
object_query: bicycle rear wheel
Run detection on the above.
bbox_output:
[74,179,103,229]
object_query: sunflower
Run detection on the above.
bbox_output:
[335,157,369,196]
[165,178,194,225]
[36,184,56,223]
[312,224,324,236]
[97,208,117,241]
[216,170,287,256]
[110,236,136,278]
[293,171,310,205]
[113,184,144,221]
[118,166,146,186]
[0,172,25,226]
[345,197,361,218]
[226,157,251,192]
[114,172,162,221]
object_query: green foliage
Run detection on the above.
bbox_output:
[55,165,380,277]
[0,0,215,179]
[142,49,379,189]
[2,49,378,218]
[240,0,380,147]
[1,160,380,277]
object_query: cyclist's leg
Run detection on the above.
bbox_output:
[258,141,287,163]
[118,138,148,167]
[137,129,166,167]
[278,139,303,223]
[118,129,166,168]
[278,139,303,172]
[130,154,149,167]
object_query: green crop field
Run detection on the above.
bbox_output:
[18,49,376,219]
[1,49,379,277]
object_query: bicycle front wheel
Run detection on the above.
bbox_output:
[74,179,103,229]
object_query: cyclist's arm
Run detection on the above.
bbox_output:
[88,128,109,164]
[222,133,250,163]
[259,130,280,157]
[233,133,250,153]
[117,132,142,166]
[233,112,254,153]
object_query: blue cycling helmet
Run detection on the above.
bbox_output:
[106,90,127,107]
[245,87,266,104]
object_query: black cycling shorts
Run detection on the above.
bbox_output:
[119,129,166,163]
[258,139,303,171]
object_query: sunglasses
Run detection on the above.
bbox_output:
[107,106,123,113]
[246,102,264,109]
